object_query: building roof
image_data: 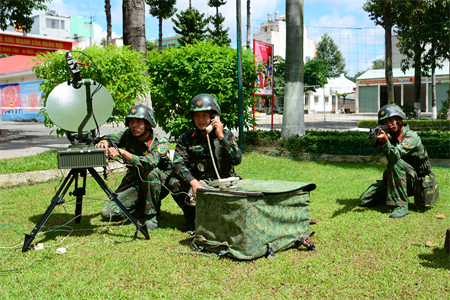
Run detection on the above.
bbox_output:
[0,55,37,75]
[326,73,356,93]
[357,65,450,80]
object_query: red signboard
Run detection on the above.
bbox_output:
[0,33,72,56]
[360,79,399,85]
[0,45,47,56]
[253,40,274,96]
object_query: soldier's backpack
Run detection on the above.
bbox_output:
[191,179,316,260]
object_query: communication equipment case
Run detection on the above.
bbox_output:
[57,147,106,169]
[192,179,316,260]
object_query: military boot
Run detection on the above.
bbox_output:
[389,205,409,218]
[144,215,158,230]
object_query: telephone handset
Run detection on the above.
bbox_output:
[205,116,217,133]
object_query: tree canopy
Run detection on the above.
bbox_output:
[172,8,209,46]
[207,0,230,47]
[147,0,177,52]
[316,33,346,78]
[0,0,49,32]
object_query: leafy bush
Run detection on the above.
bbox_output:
[32,45,151,135]
[278,130,377,157]
[245,130,281,147]
[246,129,450,159]
[358,119,450,131]
[147,41,259,140]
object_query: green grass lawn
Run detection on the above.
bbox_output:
[0,152,449,299]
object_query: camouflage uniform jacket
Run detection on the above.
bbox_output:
[173,128,242,185]
[380,125,430,176]
[103,128,171,175]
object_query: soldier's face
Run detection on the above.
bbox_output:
[129,118,146,137]
[382,117,401,134]
[193,111,211,131]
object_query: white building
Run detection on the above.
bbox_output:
[253,12,316,61]
[304,74,356,114]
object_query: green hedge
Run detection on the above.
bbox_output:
[245,129,450,159]
[358,119,450,131]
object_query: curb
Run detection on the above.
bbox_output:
[0,162,127,190]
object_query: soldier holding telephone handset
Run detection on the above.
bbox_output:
[167,94,243,232]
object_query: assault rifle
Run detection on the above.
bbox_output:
[365,125,390,147]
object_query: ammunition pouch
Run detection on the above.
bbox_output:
[414,172,439,207]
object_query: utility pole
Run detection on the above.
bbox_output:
[237,0,244,149]
[281,0,304,138]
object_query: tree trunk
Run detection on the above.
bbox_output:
[158,16,163,52]
[282,0,305,138]
[384,2,394,104]
[122,0,146,58]
[412,0,421,119]
[431,54,437,120]
[246,0,251,49]
[413,47,422,119]
[105,0,112,46]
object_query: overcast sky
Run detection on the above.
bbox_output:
[33,0,384,76]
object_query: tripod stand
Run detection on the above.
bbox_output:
[22,167,149,252]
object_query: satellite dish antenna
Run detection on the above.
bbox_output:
[46,82,113,133]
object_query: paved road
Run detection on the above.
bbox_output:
[2,111,427,160]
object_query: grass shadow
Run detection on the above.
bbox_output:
[332,198,433,218]
[332,198,391,218]
[417,246,450,270]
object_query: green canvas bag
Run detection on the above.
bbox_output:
[414,172,439,207]
[191,179,316,260]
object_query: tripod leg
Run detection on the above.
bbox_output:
[22,170,77,252]
[72,169,87,223]
[88,168,150,240]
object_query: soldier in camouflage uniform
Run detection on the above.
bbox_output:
[167,94,243,231]
[360,104,439,218]
[95,105,171,230]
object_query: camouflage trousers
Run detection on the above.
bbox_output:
[101,168,171,220]
[165,177,209,224]
[360,159,417,207]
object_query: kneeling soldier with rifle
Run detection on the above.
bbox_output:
[360,104,439,218]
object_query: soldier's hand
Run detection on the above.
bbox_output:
[189,179,203,198]
[95,140,109,150]
[107,147,120,157]
[375,128,389,145]
[210,116,224,140]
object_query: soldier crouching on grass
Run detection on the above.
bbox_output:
[360,104,439,218]
[95,105,172,230]
[166,94,243,232]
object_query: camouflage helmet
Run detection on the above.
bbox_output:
[190,94,221,116]
[125,105,156,127]
[378,104,406,123]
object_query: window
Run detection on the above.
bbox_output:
[61,20,65,30]
[306,56,310,62]
[46,18,59,29]
[325,96,329,103]
[304,96,309,106]
[314,96,319,103]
